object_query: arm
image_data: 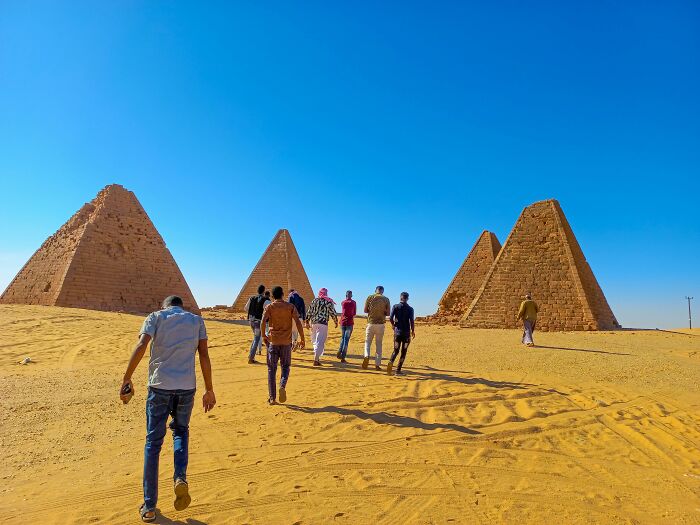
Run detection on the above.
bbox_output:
[364,296,370,314]
[329,302,338,327]
[120,333,152,402]
[516,302,525,320]
[389,305,396,329]
[293,308,305,349]
[197,339,216,412]
[410,309,416,338]
[384,298,391,317]
[261,307,270,346]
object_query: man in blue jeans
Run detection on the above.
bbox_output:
[337,290,356,363]
[244,284,268,364]
[120,295,216,523]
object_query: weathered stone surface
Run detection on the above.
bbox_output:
[0,184,199,314]
[460,199,619,331]
[433,230,501,323]
[231,229,313,311]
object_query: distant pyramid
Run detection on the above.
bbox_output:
[232,229,313,311]
[434,230,501,323]
[460,199,619,331]
[0,184,199,314]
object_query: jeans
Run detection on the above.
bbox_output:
[522,319,535,344]
[389,333,411,371]
[338,325,353,358]
[311,323,329,361]
[364,323,385,366]
[143,387,195,511]
[249,319,262,360]
[268,344,292,401]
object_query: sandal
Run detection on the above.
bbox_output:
[139,504,156,523]
[174,478,191,511]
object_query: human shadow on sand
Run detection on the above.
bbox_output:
[533,345,631,356]
[294,360,533,390]
[203,318,249,326]
[285,404,481,435]
[152,511,207,525]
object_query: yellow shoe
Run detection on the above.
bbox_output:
[362,357,369,369]
[386,361,393,375]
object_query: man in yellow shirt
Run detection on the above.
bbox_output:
[517,293,539,346]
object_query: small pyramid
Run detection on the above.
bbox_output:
[0,184,199,314]
[460,199,619,331]
[434,230,501,323]
[232,229,313,311]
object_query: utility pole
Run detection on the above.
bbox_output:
[686,296,694,329]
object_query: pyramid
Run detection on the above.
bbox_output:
[0,184,199,314]
[460,199,619,331]
[434,230,501,323]
[232,229,313,311]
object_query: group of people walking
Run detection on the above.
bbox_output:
[244,284,416,405]
[119,288,536,522]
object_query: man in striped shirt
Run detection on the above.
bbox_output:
[305,288,338,366]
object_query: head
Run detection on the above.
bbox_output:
[375,285,384,295]
[162,295,183,309]
[264,291,270,298]
[400,292,409,303]
[525,292,532,300]
[346,290,353,299]
[257,284,266,295]
[272,286,284,300]
[289,289,296,294]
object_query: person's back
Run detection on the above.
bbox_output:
[366,293,390,325]
[265,300,297,344]
[248,293,267,321]
[390,301,414,338]
[144,306,205,390]
[289,292,306,320]
[518,299,538,321]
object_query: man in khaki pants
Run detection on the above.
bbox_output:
[362,285,391,370]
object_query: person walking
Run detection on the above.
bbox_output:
[336,290,356,363]
[517,292,539,346]
[305,288,338,366]
[363,285,391,370]
[243,284,267,364]
[387,292,415,376]
[119,295,216,523]
[257,290,272,355]
[288,289,306,350]
[261,286,306,405]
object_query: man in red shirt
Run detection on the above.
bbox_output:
[336,290,356,363]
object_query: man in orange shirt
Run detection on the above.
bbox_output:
[262,286,306,405]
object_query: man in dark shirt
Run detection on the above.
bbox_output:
[387,292,415,376]
[336,290,356,363]
[244,285,267,364]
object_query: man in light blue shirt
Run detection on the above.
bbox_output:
[120,295,216,523]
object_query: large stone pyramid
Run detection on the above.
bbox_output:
[434,230,501,323]
[232,229,313,311]
[0,184,199,314]
[460,199,619,331]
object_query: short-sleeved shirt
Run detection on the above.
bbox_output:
[140,306,207,391]
[390,302,415,337]
[365,294,390,324]
[263,300,300,345]
[340,299,357,326]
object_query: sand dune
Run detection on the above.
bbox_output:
[1,305,700,524]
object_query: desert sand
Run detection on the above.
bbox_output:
[1,305,700,524]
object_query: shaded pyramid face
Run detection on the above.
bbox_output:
[0,184,199,314]
[435,230,501,323]
[460,200,619,331]
[232,229,313,311]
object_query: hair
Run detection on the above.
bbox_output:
[162,295,183,308]
[400,292,409,300]
[346,290,352,297]
[264,290,271,298]
[257,284,266,294]
[375,285,384,293]
[289,289,295,293]
[272,286,284,299]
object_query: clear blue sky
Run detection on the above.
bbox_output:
[1,1,698,328]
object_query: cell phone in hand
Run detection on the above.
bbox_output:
[121,382,134,404]
[120,383,132,395]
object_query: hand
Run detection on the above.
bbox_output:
[334,322,338,329]
[298,339,305,350]
[202,390,216,412]
[412,331,416,339]
[120,378,134,404]
[263,335,270,347]
[305,322,310,329]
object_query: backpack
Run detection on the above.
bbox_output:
[247,294,267,320]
